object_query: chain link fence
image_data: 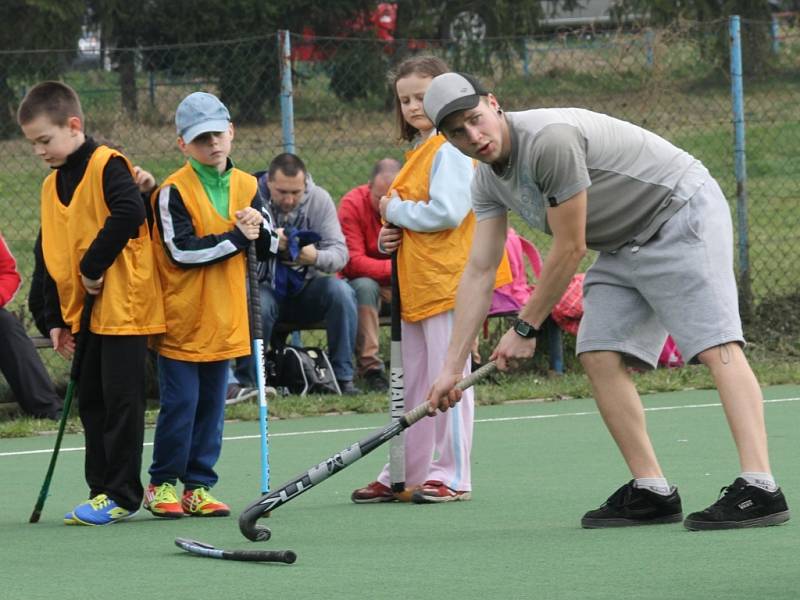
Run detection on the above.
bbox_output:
[1,16,798,387]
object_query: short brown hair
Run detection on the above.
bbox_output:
[17,81,84,127]
[268,153,306,180]
[388,55,449,142]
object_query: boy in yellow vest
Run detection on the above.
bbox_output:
[145,92,272,518]
[18,81,166,525]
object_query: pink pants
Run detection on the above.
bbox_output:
[376,310,474,492]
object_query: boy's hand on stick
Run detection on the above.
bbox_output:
[235,207,263,240]
[50,328,75,359]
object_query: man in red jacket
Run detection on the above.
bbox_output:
[0,233,63,419]
[338,158,401,391]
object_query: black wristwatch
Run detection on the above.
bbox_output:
[513,318,539,339]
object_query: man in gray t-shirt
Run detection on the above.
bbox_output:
[422,72,789,532]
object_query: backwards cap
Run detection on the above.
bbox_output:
[423,72,489,130]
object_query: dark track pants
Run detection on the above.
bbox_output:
[78,333,148,511]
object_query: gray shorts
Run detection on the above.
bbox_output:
[576,177,744,367]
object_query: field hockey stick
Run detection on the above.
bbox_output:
[238,360,498,542]
[247,242,270,494]
[175,538,296,564]
[388,250,405,494]
[29,294,95,523]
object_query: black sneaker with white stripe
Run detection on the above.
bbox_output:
[581,480,683,528]
[684,478,790,531]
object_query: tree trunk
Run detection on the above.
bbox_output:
[0,73,17,140]
[117,50,138,118]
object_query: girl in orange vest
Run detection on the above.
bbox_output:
[351,56,511,504]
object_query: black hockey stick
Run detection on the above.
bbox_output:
[29,294,95,523]
[247,242,270,494]
[175,538,296,564]
[238,361,498,541]
[388,250,405,493]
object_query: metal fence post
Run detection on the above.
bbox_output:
[278,29,302,346]
[771,15,780,54]
[645,29,654,68]
[522,38,530,76]
[278,30,295,154]
[148,71,156,107]
[729,15,752,318]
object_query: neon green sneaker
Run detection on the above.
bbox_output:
[73,494,137,526]
[144,482,183,519]
[182,487,230,517]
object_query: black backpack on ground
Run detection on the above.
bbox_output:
[266,346,341,396]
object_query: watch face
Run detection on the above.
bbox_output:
[514,319,535,338]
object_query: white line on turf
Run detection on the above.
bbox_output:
[1,396,798,459]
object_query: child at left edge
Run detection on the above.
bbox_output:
[18,81,166,526]
[145,92,275,519]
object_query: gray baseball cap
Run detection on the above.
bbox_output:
[175,92,231,143]
[423,72,489,130]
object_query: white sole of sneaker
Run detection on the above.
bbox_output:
[351,496,396,504]
[226,387,276,406]
[412,491,472,504]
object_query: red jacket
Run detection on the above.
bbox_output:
[338,184,391,286]
[0,234,21,309]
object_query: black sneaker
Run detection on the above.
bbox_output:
[581,480,683,528]
[337,380,361,395]
[683,478,790,531]
[225,383,257,405]
[364,369,389,392]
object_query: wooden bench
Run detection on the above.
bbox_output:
[30,336,53,349]
[273,313,565,374]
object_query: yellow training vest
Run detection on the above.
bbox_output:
[40,145,165,335]
[150,163,256,361]
[392,135,511,322]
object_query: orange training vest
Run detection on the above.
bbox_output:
[150,162,256,361]
[392,135,511,322]
[40,145,165,335]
